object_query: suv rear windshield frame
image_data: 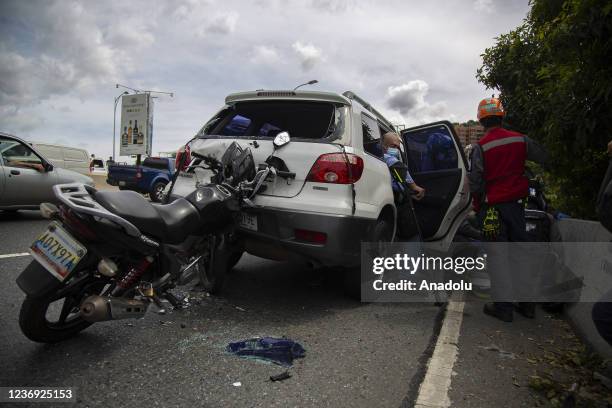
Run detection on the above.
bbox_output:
[196,100,349,144]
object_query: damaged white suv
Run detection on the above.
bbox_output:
[170,90,470,286]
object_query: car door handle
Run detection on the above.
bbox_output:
[10,170,20,176]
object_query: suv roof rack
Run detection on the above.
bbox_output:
[342,91,394,131]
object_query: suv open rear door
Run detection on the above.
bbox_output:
[400,121,471,251]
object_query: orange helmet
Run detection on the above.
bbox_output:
[477,97,505,120]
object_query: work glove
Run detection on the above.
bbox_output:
[481,206,501,241]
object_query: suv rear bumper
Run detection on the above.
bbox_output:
[238,207,377,267]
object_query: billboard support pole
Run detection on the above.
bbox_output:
[113,91,128,162]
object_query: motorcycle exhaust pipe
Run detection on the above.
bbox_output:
[80,295,149,323]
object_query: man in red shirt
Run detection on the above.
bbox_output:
[468,97,548,322]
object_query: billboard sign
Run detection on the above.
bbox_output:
[119,93,153,156]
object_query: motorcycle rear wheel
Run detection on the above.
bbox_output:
[19,265,106,343]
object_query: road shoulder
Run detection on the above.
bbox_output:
[449,298,612,407]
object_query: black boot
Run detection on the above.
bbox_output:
[515,302,535,319]
[483,302,513,322]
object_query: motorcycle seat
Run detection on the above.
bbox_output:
[152,200,201,243]
[94,191,200,244]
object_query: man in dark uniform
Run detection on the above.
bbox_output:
[468,97,548,322]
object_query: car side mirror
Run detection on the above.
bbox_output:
[44,162,53,172]
[273,131,290,150]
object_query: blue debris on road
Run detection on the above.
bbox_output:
[226,337,306,366]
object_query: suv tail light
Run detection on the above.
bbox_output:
[306,153,364,184]
[175,144,191,172]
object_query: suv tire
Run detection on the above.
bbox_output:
[343,217,393,300]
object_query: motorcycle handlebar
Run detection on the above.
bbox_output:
[256,163,295,179]
[192,160,293,206]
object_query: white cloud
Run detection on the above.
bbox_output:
[0,52,80,106]
[170,0,212,20]
[106,24,155,49]
[387,80,430,115]
[34,2,121,82]
[199,12,239,36]
[385,80,450,125]
[291,41,323,71]
[0,106,45,134]
[0,0,531,158]
[250,45,281,65]
[310,0,360,13]
[0,1,150,107]
[474,0,494,13]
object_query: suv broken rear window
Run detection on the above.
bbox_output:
[198,101,345,141]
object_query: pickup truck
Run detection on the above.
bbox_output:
[106,157,175,202]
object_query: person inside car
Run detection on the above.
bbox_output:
[2,142,46,172]
[6,160,45,172]
[381,132,425,240]
[382,132,425,200]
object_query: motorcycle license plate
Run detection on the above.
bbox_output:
[29,222,87,281]
[239,213,258,231]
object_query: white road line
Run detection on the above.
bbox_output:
[415,292,465,408]
[0,252,31,259]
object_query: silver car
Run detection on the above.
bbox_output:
[0,132,94,211]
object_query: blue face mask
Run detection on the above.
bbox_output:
[387,147,400,159]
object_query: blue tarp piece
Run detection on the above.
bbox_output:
[226,337,306,366]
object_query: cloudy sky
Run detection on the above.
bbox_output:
[0,0,529,159]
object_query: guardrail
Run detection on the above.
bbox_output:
[555,218,612,359]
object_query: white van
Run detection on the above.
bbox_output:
[31,143,90,175]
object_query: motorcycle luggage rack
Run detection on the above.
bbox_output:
[53,183,142,237]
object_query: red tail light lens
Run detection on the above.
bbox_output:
[294,229,327,244]
[306,153,364,184]
[59,206,96,241]
[175,144,191,172]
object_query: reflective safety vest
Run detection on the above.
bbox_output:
[477,127,528,204]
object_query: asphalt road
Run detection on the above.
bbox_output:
[0,210,443,408]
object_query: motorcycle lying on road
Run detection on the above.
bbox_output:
[16,135,291,343]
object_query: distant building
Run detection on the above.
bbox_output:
[454,122,484,148]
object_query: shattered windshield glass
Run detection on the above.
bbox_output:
[196,101,347,142]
